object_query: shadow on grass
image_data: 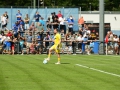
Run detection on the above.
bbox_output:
[61,63,70,64]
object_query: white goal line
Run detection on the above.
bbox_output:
[75,64,120,78]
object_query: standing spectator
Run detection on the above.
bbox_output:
[16,10,22,21]
[79,28,83,35]
[78,16,84,29]
[52,17,59,30]
[113,35,119,55]
[36,32,42,54]
[67,15,74,34]
[19,37,25,55]
[71,34,77,55]
[24,14,29,30]
[59,16,66,34]
[34,12,41,27]
[77,34,83,53]
[11,37,17,55]
[19,19,25,37]
[43,34,51,54]
[5,36,11,54]
[82,35,88,54]
[4,11,9,29]
[1,14,8,31]
[46,17,52,31]
[0,31,6,44]
[49,13,53,23]
[52,12,58,22]
[26,32,33,54]
[57,11,62,18]
[66,32,72,54]
[12,21,20,38]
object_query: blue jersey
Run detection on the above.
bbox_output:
[16,13,22,21]
[37,35,41,43]
[13,24,20,32]
[39,20,45,26]
[6,41,11,47]
[34,14,41,22]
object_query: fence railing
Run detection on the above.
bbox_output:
[0,39,119,55]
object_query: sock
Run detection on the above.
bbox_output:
[58,58,60,62]
[48,53,51,58]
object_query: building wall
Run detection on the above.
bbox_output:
[79,14,120,31]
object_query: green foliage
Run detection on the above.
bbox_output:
[0,0,120,11]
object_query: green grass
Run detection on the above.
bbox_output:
[0,55,120,90]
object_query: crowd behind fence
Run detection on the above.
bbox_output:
[0,8,120,55]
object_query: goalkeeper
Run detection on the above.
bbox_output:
[45,28,62,64]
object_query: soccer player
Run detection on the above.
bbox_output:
[45,28,61,64]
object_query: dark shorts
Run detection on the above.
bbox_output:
[78,43,82,49]
[60,25,65,30]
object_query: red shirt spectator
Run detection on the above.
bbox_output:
[6,31,13,37]
[57,11,62,18]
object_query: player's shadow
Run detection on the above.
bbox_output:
[61,63,70,64]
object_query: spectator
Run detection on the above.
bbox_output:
[113,35,119,55]
[67,15,74,34]
[11,36,17,55]
[29,41,37,54]
[52,17,59,29]
[24,14,29,30]
[19,37,25,55]
[12,21,20,38]
[61,37,66,54]
[5,36,11,54]
[4,11,9,29]
[79,28,83,35]
[26,32,33,54]
[43,34,51,54]
[0,31,6,44]
[71,34,77,55]
[57,11,62,18]
[29,23,36,31]
[52,12,58,22]
[36,23,44,32]
[49,13,53,23]
[78,16,84,29]
[1,14,8,31]
[19,19,25,37]
[39,17,45,26]
[36,32,42,54]
[46,18,52,31]
[6,30,13,37]
[66,32,72,54]
[34,12,41,27]
[77,34,83,53]
[16,10,22,21]
[59,16,66,34]
[82,35,88,54]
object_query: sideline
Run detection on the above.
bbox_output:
[76,64,120,78]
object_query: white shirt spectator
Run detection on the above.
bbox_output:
[77,36,82,43]
[1,15,7,25]
[59,17,65,25]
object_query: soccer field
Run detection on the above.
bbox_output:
[0,55,120,90]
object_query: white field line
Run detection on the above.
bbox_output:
[76,64,120,78]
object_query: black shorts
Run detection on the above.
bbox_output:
[78,43,82,49]
[2,24,6,28]
[68,28,73,33]
[47,24,52,29]
[60,25,65,30]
